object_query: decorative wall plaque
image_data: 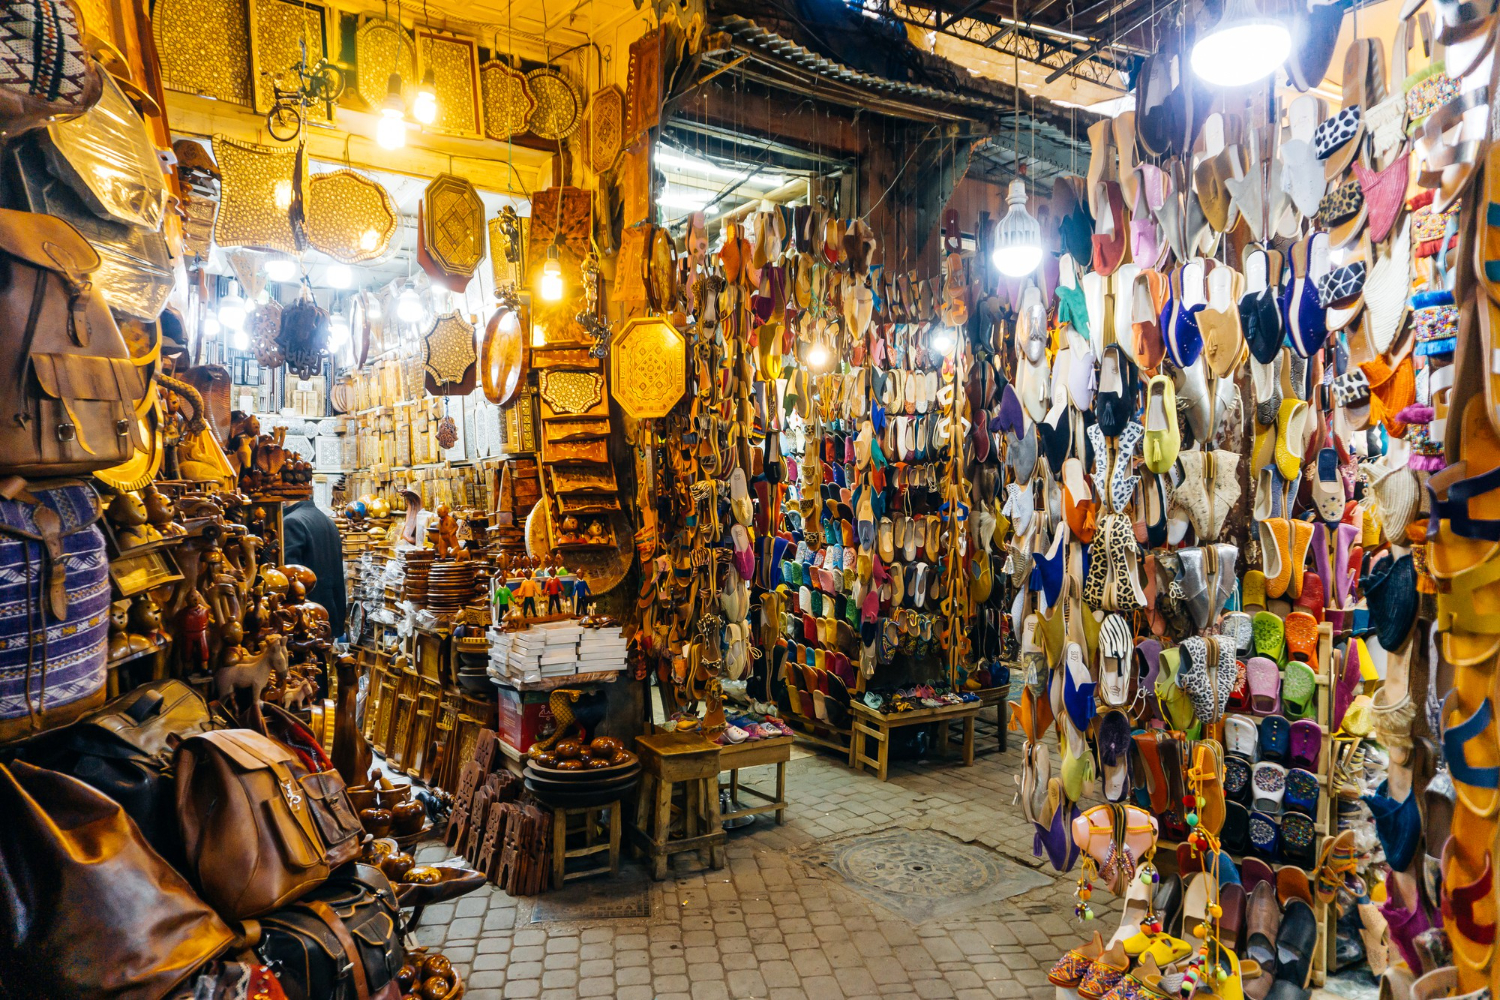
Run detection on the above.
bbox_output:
[610,317,686,419]
[304,169,399,263]
[528,187,592,276]
[354,16,416,110]
[481,305,527,406]
[588,84,624,173]
[538,369,605,416]
[249,0,331,121]
[155,0,252,105]
[416,28,483,139]
[525,68,583,141]
[211,135,303,254]
[423,312,477,396]
[420,173,486,290]
[479,59,533,139]
[624,29,662,142]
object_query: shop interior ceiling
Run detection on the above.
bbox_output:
[686,0,1098,188]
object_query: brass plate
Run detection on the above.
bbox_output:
[211,135,302,254]
[304,169,399,263]
[480,59,533,140]
[610,316,686,419]
[588,84,624,173]
[154,0,252,105]
[422,311,477,393]
[355,16,416,110]
[525,68,582,141]
[538,369,604,416]
[416,28,482,139]
[526,504,632,596]
[422,173,486,283]
[249,0,331,121]
[481,305,527,406]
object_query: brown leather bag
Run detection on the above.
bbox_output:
[0,208,147,477]
[175,729,362,920]
[0,760,233,999]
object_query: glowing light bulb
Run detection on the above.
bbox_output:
[329,314,350,347]
[414,69,438,125]
[992,180,1043,278]
[931,329,956,354]
[326,263,352,289]
[265,256,298,283]
[377,72,407,150]
[1191,0,1291,88]
[202,314,221,338]
[273,180,293,211]
[218,281,246,331]
[397,285,425,324]
[366,295,383,320]
[808,342,829,368]
[232,328,249,350]
[359,229,380,252]
[540,247,564,302]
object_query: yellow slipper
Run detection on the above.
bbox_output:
[1274,399,1310,480]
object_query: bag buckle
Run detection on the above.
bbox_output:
[115,418,130,436]
[281,779,303,807]
[56,422,76,442]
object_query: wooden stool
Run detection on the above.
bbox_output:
[631,733,725,880]
[719,735,792,825]
[550,801,621,886]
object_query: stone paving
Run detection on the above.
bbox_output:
[410,712,1131,1000]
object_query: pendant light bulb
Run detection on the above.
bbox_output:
[1190,0,1291,87]
[414,68,438,125]
[397,283,425,324]
[991,179,1043,277]
[329,313,350,347]
[264,256,298,283]
[232,328,249,351]
[808,341,829,369]
[931,328,956,355]
[377,72,407,150]
[540,244,564,302]
[218,280,247,331]
[326,263,352,289]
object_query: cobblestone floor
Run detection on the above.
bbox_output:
[411,712,1131,1000]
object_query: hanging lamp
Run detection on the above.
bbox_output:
[992,180,1043,277]
[1190,0,1291,87]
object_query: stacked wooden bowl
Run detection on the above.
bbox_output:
[523,738,640,808]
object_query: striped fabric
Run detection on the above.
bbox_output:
[0,482,107,722]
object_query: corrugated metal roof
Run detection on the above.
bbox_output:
[718,14,1013,114]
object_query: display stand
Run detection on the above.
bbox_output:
[780,705,856,765]
[850,701,979,781]
[551,801,622,885]
[718,734,792,825]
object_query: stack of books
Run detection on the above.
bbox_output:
[487,621,629,684]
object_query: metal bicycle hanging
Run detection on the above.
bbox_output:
[264,39,346,142]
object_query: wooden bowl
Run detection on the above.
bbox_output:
[402,948,464,999]
[394,865,486,908]
[523,775,640,809]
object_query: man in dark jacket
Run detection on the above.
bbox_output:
[282,500,347,639]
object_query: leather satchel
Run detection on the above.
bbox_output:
[0,759,233,999]
[257,863,406,1000]
[0,208,147,476]
[15,679,221,863]
[175,729,363,920]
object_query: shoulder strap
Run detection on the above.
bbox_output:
[305,899,371,1000]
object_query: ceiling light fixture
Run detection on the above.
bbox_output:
[1190,0,1291,87]
[218,280,247,331]
[377,72,407,150]
[540,244,564,302]
[397,283,425,324]
[992,184,1042,277]
[326,263,352,289]
[264,256,299,283]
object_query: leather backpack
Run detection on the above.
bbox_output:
[0,478,110,742]
[14,679,221,863]
[175,729,363,920]
[257,863,406,1000]
[0,759,233,999]
[0,208,147,477]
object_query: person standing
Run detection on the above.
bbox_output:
[283,500,347,639]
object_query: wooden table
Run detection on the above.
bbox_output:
[718,735,792,825]
[851,701,980,781]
